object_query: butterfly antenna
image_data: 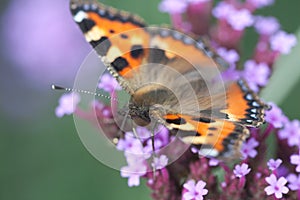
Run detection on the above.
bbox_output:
[51,84,118,101]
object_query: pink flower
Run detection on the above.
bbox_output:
[159,0,188,14]
[254,16,280,35]
[290,152,300,172]
[243,60,270,92]
[270,31,297,54]
[241,138,259,159]
[264,174,289,198]
[212,2,234,19]
[265,102,288,129]
[120,157,148,187]
[55,92,80,117]
[217,48,240,65]
[227,9,254,31]
[278,120,300,147]
[247,0,275,8]
[267,158,282,171]
[152,155,168,170]
[233,163,251,178]
[287,173,300,191]
[98,73,121,93]
[182,180,208,200]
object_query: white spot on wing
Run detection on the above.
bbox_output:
[74,11,88,23]
[199,148,219,157]
[106,46,123,62]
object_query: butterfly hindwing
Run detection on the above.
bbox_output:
[163,114,249,158]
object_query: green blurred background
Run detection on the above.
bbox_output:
[0,0,299,199]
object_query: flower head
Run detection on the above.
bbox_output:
[278,120,300,147]
[287,173,300,191]
[98,73,121,93]
[212,2,234,19]
[233,163,251,178]
[120,158,148,187]
[247,0,275,9]
[290,152,300,172]
[227,9,254,31]
[267,158,282,171]
[265,102,288,129]
[182,180,208,200]
[241,138,259,159]
[254,16,280,35]
[152,155,168,170]
[264,174,289,198]
[55,93,80,117]
[159,0,188,14]
[270,31,297,54]
[243,60,270,92]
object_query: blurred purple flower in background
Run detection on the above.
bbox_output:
[1,0,91,87]
[267,158,282,171]
[55,92,80,118]
[182,179,208,200]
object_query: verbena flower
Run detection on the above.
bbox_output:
[267,158,282,171]
[265,102,287,129]
[98,73,122,93]
[233,163,251,178]
[243,60,270,92]
[55,92,80,117]
[227,9,254,31]
[270,31,297,54]
[152,155,168,170]
[182,180,208,200]
[290,152,300,172]
[247,0,275,9]
[241,138,259,159]
[287,174,300,191]
[254,16,280,35]
[264,174,289,198]
[278,120,300,147]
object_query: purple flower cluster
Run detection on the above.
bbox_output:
[55,0,299,199]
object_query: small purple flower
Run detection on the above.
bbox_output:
[270,31,297,54]
[208,158,219,166]
[233,163,251,178]
[254,16,280,35]
[241,138,259,159]
[116,133,142,152]
[227,9,254,31]
[264,174,289,198]
[287,173,300,191]
[265,102,288,129]
[212,2,234,19]
[217,48,240,65]
[243,60,270,92]
[247,0,275,8]
[159,0,188,14]
[152,155,168,170]
[267,158,282,171]
[120,159,148,187]
[278,120,300,147]
[98,73,121,93]
[55,93,80,117]
[182,179,208,200]
[290,152,300,172]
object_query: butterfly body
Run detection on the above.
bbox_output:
[70,0,269,158]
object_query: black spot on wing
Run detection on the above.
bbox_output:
[92,37,111,56]
[111,57,129,72]
[192,117,215,123]
[130,45,144,58]
[148,48,169,63]
[166,117,186,125]
[78,19,96,33]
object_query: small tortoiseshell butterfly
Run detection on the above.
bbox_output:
[70,0,269,158]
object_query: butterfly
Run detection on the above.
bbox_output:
[70,0,269,158]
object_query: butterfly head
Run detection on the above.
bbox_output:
[128,83,178,127]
